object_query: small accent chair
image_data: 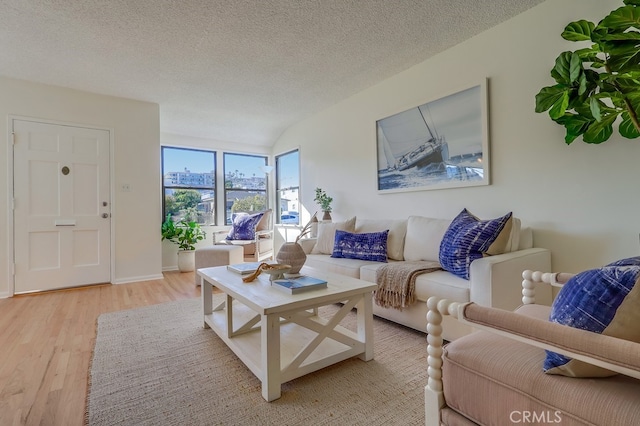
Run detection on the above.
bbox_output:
[425,270,640,426]
[213,209,274,262]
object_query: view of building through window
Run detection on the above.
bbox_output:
[224,153,268,225]
[162,147,216,224]
[162,147,293,226]
[276,149,300,225]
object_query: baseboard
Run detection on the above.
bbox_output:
[162,266,179,272]
[112,274,165,285]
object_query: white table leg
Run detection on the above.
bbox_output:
[261,313,281,401]
[202,276,212,329]
[357,291,374,361]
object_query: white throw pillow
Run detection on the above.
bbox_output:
[403,216,451,262]
[311,217,356,254]
[355,219,407,261]
[504,217,521,252]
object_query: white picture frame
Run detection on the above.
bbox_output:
[376,80,490,193]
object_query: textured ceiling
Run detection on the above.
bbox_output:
[0,0,545,147]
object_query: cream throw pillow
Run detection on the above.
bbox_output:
[403,216,452,262]
[311,217,356,254]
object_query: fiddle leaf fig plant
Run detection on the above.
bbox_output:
[535,0,640,144]
[161,214,206,251]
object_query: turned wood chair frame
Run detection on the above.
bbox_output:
[424,270,640,426]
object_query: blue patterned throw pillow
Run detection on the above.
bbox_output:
[331,230,389,262]
[544,256,640,377]
[226,211,264,241]
[438,209,513,280]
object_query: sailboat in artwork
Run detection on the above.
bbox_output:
[378,105,448,177]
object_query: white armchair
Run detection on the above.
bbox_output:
[213,209,274,262]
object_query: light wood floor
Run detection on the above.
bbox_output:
[0,271,201,426]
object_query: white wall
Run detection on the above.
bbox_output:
[1,77,162,297]
[272,0,639,273]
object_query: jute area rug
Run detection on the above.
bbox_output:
[86,298,426,426]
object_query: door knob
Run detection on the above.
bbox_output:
[102,213,109,218]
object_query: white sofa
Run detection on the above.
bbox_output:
[298,215,552,341]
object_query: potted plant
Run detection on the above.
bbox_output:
[314,187,333,221]
[161,214,206,272]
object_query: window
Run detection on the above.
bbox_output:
[275,149,300,225]
[223,153,268,225]
[162,147,216,224]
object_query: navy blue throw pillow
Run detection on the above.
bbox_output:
[331,230,389,262]
[439,209,513,280]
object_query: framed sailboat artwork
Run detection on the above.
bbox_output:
[376,79,489,193]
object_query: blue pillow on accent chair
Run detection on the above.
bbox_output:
[544,256,640,377]
[226,211,265,241]
[331,230,389,262]
[439,209,513,280]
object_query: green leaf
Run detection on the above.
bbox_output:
[551,52,574,84]
[569,52,582,82]
[578,73,588,95]
[620,112,640,138]
[598,31,640,41]
[535,85,568,113]
[589,97,602,121]
[575,47,600,62]
[624,0,640,6]
[601,6,640,31]
[583,113,617,143]
[560,114,592,144]
[607,48,640,73]
[562,20,595,41]
[549,91,570,119]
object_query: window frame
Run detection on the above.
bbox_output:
[161,146,217,224]
[223,152,269,225]
[275,149,300,225]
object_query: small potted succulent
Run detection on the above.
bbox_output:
[161,214,206,272]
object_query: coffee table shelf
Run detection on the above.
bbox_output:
[198,266,376,401]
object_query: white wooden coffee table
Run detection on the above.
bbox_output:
[198,265,376,401]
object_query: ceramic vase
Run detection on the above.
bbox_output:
[322,211,332,221]
[276,242,307,274]
[177,250,195,272]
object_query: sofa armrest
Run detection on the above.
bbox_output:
[460,302,640,378]
[469,248,551,309]
[298,237,317,254]
[212,229,230,244]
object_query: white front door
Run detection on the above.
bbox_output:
[13,119,111,293]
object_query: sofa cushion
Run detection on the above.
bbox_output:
[439,209,513,280]
[305,253,379,279]
[226,211,264,241]
[545,256,640,377]
[311,217,356,254]
[403,216,451,262]
[355,219,407,261]
[443,304,640,426]
[255,209,272,232]
[331,230,388,262]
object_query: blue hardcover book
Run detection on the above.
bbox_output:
[272,276,328,294]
